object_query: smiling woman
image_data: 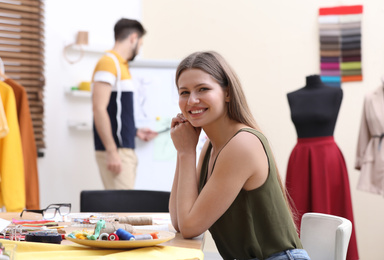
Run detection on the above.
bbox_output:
[168,51,311,260]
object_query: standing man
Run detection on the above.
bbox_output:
[92,18,157,189]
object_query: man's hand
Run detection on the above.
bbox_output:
[106,149,122,174]
[137,128,158,141]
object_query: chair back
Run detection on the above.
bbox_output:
[80,189,170,213]
[300,212,352,260]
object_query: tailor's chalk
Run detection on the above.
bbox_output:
[134,234,153,240]
[116,228,135,241]
[108,233,119,241]
[99,233,109,241]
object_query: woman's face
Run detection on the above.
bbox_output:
[177,68,229,127]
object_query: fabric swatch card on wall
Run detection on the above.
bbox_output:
[319,5,363,87]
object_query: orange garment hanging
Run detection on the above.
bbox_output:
[0,92,9,138]
[5,78,40,209]
[0,61,8,138]
[0,81,26,212]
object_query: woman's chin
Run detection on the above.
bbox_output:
[189,121,202,128]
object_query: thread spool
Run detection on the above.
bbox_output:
[118,216,153,225]
[108,233,119,241]
[100,223,135,234]
[99,233,109,241]
[115,228,135,241]
[134,234,153,240]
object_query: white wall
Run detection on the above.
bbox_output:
[141,0,384,259]
[41,0,142,212]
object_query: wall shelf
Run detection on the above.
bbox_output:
[65,88,91,98]
[68,120,92,131]
[67,44,109,54]
[67,44,179,68]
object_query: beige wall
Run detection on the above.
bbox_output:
[142,0,384,259]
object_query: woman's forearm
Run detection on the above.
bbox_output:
[169,156,180,231]
[176,152,199,236]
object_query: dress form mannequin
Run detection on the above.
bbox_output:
[286,74,359,260]
[287,74,342,138]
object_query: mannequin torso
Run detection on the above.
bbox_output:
[287,75,343,138]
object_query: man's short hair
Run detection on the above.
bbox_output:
[114,18,146,42]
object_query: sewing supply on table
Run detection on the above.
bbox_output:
[98,233,109,241]
[100,223,135,234]
[46,225,67,229]
[149,232,159,239]
[75,233,87,240]
[108,233,119,241]
[87,219,105,240]
[12,219,55,225]
[67,233,76,239]
[117,216,153,225]
[25,232,62,244]
[68,229,93,240]
[115,228,135,241]
[134,234,153,240]
[133,231,159,239]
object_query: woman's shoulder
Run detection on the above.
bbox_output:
[216,128,269,187]
[224,128,267,159]
[238,128,266,138]
[235,128,269,146]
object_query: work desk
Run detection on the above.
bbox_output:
[0,212,205,260]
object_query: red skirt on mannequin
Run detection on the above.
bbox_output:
[286,136,359,260]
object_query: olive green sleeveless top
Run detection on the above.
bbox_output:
[198,128,302,260]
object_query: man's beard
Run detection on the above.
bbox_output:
[128,42,139,62]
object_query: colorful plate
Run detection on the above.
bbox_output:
[66,230,175,249]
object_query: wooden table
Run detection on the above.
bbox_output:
[0,212,205,250]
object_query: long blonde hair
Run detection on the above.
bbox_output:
[176,51,298,226]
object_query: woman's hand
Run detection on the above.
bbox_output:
[170,113,201,154]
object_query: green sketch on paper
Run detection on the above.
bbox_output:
[154,117,176,161]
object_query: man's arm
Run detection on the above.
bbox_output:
[92,81,121,174]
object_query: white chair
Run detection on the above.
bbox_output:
[300,212,352,260]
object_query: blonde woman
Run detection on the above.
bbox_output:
[169,51,310,260]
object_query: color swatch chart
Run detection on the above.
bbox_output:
[319,5,363,87]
